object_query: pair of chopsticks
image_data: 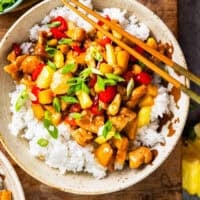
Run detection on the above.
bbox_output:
[61,0,200,104]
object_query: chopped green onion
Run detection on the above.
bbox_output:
[127,78,134,97]
[102,120,112,138]
[45,46,57,57]
[90,46,103,62]
[97,76,105,91]
[79,68,92,79]
[37,138,49,147]
[53,97,61,113]
[44,110,52,121]
[48,21,61,28]
[104,79,117,86]
[47,60,57,71]
[62,63,76,74]
[15,89,28,112]
[58,38,73,45]
[91,68,103,75]
[69,112,82,119]
[113,132,122,140]
[105,73,125,82]
[61,95,79,104]
[43,119,58,139]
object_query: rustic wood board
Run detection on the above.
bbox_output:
[0,0,181,199]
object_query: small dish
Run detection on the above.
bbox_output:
[0,0,24,15]
[0,151,25,200]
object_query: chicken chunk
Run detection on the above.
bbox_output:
[129,146,153,169]
[126,85,147,108]
[109,107,136,131]
[71,128,94,146]
[76,111,104,133]
[20,55,43,74]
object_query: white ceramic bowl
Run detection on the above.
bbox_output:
[0,0,189,195]
[0,151,25,200]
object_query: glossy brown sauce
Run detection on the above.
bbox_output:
[170,86,181,108]
[167,122,175,137]
[157,111,174,133]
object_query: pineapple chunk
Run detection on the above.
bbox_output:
[36,66,54,89]
[95,143,113,167]
[106,44,116,65]
[137,106,151,128]
[31,104,44,120]
[50,69,72,95]
[182,139,200,197]
[76,91,93,109]
[38,89,53,104]
[95,131,115,144]
[54,50,64,68]
[139,95,154,107]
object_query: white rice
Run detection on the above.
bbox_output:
[8,1,170,178]
[30,1,149,41]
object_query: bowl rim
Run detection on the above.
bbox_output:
[0,0,190,195]
[0,0,24,15]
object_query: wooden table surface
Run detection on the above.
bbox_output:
[0,0,182,199]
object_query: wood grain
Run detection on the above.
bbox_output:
[0,0,181,199]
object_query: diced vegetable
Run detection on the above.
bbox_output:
[135,71,152,85]
[99,63,113,74]
[132,64,142,75]
[147,84,158,97]
[137,106,151,128]
[116,50,130,72]
[95,130,115,144]
[139,95,154,107]
[51,16,68,31]
[105,44,116,65]
[146,37,157,49]
[32,104,44,120]
[95,143,113,167]
[107,94,121,116]
[54,50,64,68]
[15,89,28,112]
[38,89,53,104]
[99,86,117,103]
[76,91,93,109]
[50,69,72,95]
[37,138,49,147]
[36,66,54,89]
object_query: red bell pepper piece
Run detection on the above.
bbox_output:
[32,63,45,81]
[135,71,152,85]
[12,43,22,56]
[99,36,112,47]
[51,16,68,31]
[123,71,135,82]
[31,86,40,104]
[70,104,81,113]
[71,45,86,55]
[97,15,111,26]
[50,28,66,39]
[89,75,97,88]
[90,104,104,115]
[64,116,77,127]
[98,86,117,103]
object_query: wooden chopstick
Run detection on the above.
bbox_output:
[61,0,200,104]
[67,0,200,87]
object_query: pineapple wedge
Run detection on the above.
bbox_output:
[182,139,200,197]
[50,69,72,95]
[137,106,151,128]
[36,66,54,89]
